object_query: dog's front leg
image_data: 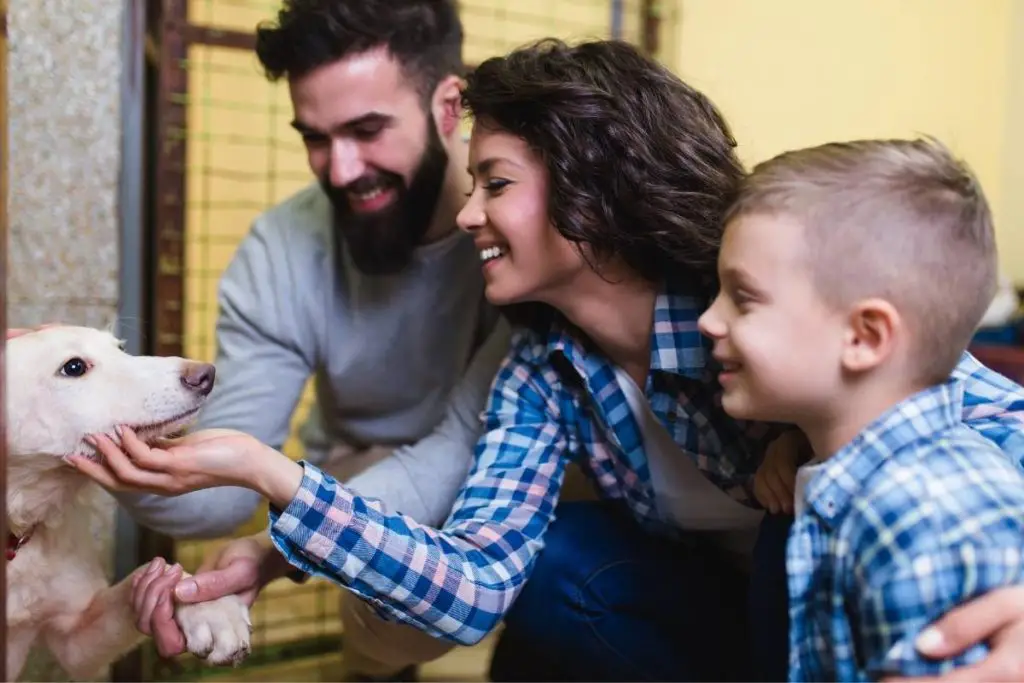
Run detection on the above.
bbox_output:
[42,568,146,681]
[6,624,42,682]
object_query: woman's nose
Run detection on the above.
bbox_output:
[456,193,485,233]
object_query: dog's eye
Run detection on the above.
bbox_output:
[59,358,90,378]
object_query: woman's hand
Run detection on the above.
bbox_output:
[70,426,264,496]
[882,585,1024,682]
[754,430,809,514]
[70,425,306,507]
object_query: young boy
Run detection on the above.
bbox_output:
[698,137,1024,681]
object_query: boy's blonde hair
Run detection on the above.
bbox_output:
[727,137,997,383]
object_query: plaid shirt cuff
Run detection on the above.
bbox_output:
[267,461,355,579]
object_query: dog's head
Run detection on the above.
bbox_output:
[4,326,216,462]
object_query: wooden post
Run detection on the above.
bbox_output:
[0,0,10,676]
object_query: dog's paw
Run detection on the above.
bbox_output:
[173,595,252,667]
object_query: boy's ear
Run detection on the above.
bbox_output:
[841,298,901,373]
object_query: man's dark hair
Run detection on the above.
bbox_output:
[461,39,744,327]
[255,0,464,99]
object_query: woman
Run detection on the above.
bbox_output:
[73,39,1024,682]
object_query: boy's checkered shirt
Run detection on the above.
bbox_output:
[787,379,1024,682]
[267,282,1024,646]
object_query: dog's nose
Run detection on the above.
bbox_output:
[181,362,216,396]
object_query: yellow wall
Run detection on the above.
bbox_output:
[673,0,1023,280]
[999,1,1024,280]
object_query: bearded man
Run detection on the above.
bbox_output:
[114,1,510,679]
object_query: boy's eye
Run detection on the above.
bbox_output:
[732,289,758,309]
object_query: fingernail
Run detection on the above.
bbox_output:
[84,435,97,446]
[147,559,163,574]
[114,425,124,437]
[916,627,945,653]
[175,580,197,599]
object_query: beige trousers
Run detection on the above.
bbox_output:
[333,460,600,678]
[339,591,457,678]
[317,444,454,677]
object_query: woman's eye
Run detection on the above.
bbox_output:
[59,357,89,378]
[484,179,511,193]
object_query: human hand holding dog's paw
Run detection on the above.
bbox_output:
[131,556,252,666]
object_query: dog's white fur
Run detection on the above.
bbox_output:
[4,326,251,681]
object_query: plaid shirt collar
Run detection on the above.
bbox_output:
[544,281,711,385]
[805,379,964,528]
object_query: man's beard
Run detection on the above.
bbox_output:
[322,120,449,276]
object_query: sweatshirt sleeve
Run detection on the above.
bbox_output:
[113,212,317,539]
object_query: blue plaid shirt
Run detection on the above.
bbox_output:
[268,284,1024,646]
[787,379,1024,681]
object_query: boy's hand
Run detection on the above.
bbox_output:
[754,430,806,514]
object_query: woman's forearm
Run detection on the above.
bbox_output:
[248,444,305,509]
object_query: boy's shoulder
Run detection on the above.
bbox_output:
[842,424,1024,557]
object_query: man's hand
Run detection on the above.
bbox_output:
[882,585,1024,682]
[132,534,282,658]
[754,431,807,514]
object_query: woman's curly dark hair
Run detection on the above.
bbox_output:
[461,39,743,327]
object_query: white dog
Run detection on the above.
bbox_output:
[4,325,252,681]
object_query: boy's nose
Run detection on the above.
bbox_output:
[697,308,723,339]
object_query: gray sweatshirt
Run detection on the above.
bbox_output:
[112,183,510,537]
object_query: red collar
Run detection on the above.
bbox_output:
[7,528,34,561]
